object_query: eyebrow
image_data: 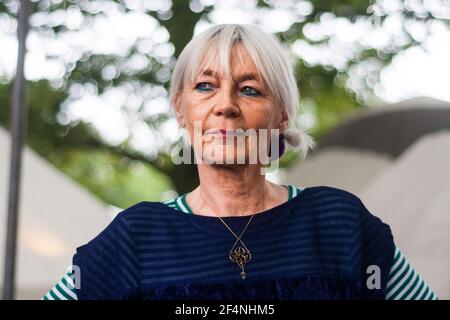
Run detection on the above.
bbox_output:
[236,73,259,82]
[198,69,260,83]
[198,69,217,78]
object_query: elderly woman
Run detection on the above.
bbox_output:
[43,24,437,300]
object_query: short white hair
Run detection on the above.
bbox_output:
[169,23,316,158]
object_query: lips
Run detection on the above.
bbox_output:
[204,129,246,137]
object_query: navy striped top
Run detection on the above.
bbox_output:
[72,185,396,300]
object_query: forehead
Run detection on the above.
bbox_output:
[196,44,263,82]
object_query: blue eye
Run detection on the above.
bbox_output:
[241,86,261,96]
[195,82,214,91]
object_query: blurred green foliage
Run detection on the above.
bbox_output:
[1,0,447,208]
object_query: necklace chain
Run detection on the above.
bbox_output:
[199,187,265,280]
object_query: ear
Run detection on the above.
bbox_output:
[277,109,289,133]
[173,93,186,128]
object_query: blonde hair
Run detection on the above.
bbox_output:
[169,24,316,158]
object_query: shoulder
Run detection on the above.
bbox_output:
[302,186,395,291]
[72,201,169,299]
[298,185,366,220]
[298,185,393,240]
[302,185,363,204]
[109,200,173,225]
[75,201,170,253]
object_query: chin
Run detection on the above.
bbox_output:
[199,144,251,165]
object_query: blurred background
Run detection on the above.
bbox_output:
[0,0,449,299]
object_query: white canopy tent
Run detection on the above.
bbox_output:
[283,147,392,196]
[360,130,450,299]
[285,97,450,299]
[0,127,116,299]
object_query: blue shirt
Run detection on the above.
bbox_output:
[71,186,396,300]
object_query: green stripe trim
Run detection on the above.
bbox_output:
[389,265,416,299]
[387,261,411,293]
[163,185,306,214]
[287,185,293,200]
[42,271,78,300]
[48,288,60,300]
[389,249,402,275]
[167,202,180,210]
[419,286,430,300]
[398,272,420,300]
[410,280,426,300]
[55,283,74,300]
[60,275,77,299]
[174,196,188,213]
[292,185,298,198]
[386,249,438,300]
[387,256,407,289]
[62,273,75,290]
[180,194,193,214]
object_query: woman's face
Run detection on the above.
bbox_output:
[174,44,288,165]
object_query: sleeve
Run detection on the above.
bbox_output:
[351,199,396,299]
[72,211,140,300]
[42,269,78,300]
[385,246,439,300]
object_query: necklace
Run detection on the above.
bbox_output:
[199,188,265,280]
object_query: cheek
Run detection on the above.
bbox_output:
[180,91,204,116]
[264,102,284,128]
[183,101,208,128]
[185,112,208,136]
[247,103,277,129]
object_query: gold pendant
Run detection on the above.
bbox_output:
[229,246,251,280]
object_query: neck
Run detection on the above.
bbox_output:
[186,163,287,217]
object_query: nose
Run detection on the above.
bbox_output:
[212,85,240,118]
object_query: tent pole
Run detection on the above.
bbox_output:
[2,0,31,300]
